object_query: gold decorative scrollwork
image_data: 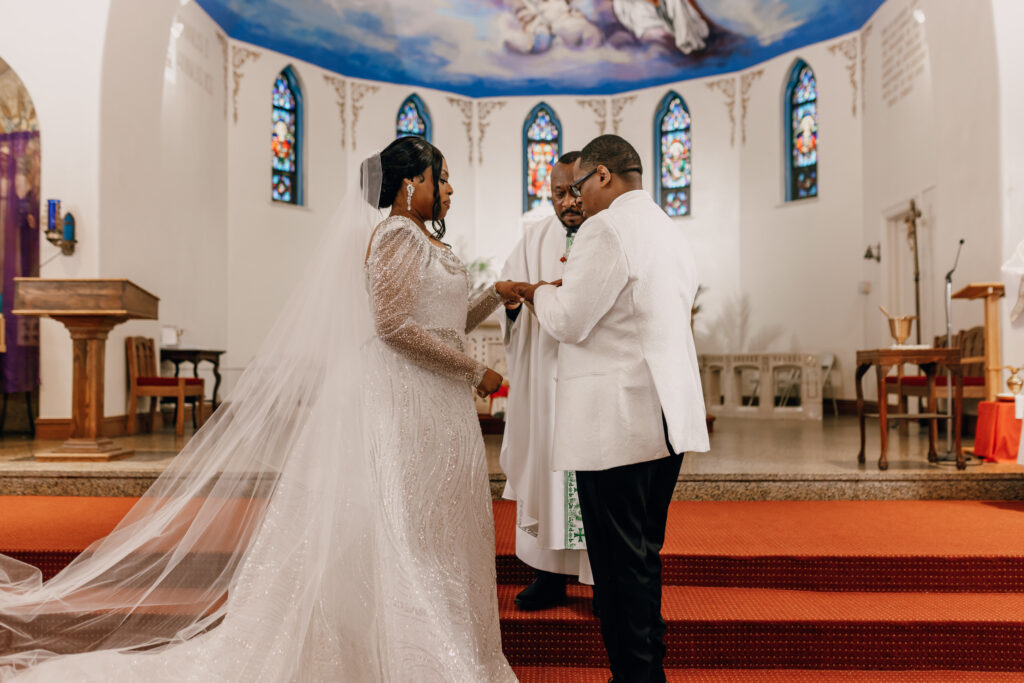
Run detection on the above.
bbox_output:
[230,44,261,124]
[322,75,347,149]
[828,36,859,117]
[705,77,737,147]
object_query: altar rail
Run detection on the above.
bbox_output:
[700,353,822,420]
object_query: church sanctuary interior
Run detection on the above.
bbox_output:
[2,0,1024,680]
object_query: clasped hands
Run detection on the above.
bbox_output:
[476,280,563,399]
[494,279,562,308]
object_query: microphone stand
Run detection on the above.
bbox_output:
[936,239,974,463]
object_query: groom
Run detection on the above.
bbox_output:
[516,134,709,682]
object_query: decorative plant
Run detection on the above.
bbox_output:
[691,284,706,328]
[466,258,498,294]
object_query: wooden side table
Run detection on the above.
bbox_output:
[855,347,964,470]
[160,348,225,410]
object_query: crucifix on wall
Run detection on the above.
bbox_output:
[900,199,923,344]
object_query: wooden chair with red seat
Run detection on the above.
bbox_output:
[125,336,206,436]
[884,327,986,432]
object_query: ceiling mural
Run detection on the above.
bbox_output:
[195,0,885,97]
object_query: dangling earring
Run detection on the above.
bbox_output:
[406,184,415,211]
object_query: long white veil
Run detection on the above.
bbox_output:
[0,156,386,680]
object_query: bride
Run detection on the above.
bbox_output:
[0,136,521,682]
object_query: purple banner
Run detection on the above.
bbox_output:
[0,131,41,394]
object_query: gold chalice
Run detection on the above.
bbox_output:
[879,305,916,346]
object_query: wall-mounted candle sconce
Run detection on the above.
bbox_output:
[45,199,76,256]
[863,243,881,262]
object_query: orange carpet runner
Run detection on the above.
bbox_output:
[3,497,1024,680]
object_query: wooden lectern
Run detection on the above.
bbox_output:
[13,279,159,461]
[952,283,1005,402]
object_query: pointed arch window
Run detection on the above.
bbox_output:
[396,94,431,142]
[523,103,562,213]
[785,60,818,201]
[271,66,303,205]
[654,91,692,217]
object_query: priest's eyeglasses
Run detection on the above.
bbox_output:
[568,166,643,198]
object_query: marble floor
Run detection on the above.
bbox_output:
[1,416,1020,499]
[487,416,1020,476]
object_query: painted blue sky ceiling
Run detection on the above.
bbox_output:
[196,0,885,97]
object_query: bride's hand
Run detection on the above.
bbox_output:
[476,368,503,398]
[494,281,523,305]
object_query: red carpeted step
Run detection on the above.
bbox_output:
[7,498,1024,591]
[513,668,1024,682]
[499,583,1024,670]
[494,500,1024,592]
[0,496,263,581]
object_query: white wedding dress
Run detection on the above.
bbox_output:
[0,158,516,682]
[361,215,515,681]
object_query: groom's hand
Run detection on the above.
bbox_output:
[495,280,523,306]
[515,279,561,303]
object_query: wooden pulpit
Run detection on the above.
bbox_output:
[13,279,159,461]
[952,282,1005,402]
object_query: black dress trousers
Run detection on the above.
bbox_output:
[575,415,683,683]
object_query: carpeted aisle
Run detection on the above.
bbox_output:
[4,497,1024,679]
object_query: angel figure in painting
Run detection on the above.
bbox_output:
[611,0,711,54]
[501,0,603,54]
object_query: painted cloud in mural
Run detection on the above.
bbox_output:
[197,0,883,96]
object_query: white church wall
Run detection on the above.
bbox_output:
[858,0,1003,401]
[734,36,865,399]
[97,0,230,417]
[0,0,111,419]
[992,0,1024,376]
[224,46,349,393]
[152,1,230,400]
[922,0,1002,315]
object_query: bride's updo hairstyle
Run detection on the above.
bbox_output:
[377,136,447,240]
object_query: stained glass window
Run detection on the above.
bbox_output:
[271,67,302,205]
[786,60,818,201]
[396,94,431,142]
[654,91,692,217]
[522,103,562,212]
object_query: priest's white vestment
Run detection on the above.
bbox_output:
[500,210,592,582]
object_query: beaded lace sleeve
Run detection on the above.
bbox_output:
[465,285,503,333]
[367,220,488,387]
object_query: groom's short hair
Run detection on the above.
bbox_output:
[579,135,642,175]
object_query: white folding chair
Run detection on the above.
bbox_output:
[820,352,838,416]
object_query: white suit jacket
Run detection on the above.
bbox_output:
[533,190,709,472]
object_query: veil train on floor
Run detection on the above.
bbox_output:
[0,156,385,681]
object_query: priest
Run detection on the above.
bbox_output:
[500,151,593,610]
